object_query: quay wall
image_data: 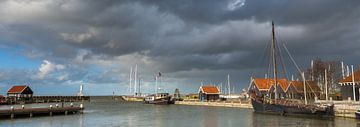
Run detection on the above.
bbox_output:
[175,100,253,109]
[177,100,360,119]
[315,100,360,118]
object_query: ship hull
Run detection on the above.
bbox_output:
[145,98,172,105]
[144,95,174,105]
[251,99,334,117]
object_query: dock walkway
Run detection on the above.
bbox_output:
[0,104,84,119]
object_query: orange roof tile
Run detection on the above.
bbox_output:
[7,85,28,93]
[200,85,220,94]
[253,78,273,90]
[340,69,360,83]
[289,81,320,93]
[277,79,289,91]
[253,78,288,91]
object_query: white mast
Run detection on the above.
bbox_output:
[347,65,350,77]
[78,84,84,96]
[138,77,141,96]
[227,74,231,95]
[352,65,356,101]
[155,76,158,94]
[311,60,314,80]
[129,66,133,94]
[232,85,235,94]
[302,72,307,105]
[325,69,328,101]
[134,64,137,96]
[220,83,222,94]
[341,61,345,79]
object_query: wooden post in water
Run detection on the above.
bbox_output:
[49,105,53,116]
[80,104,84,114]
[10,106,14,119]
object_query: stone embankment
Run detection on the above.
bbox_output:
[175,100,252,109]
[316,100,360,118]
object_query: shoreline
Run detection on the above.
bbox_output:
[175,101,253,109]
[175,100,360,119]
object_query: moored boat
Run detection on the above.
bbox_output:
[250,93,334,117]
[144,93,174,105]
[249,21,334,117]
[355,109,360,119]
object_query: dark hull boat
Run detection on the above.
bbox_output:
[249,21,334,118]
[251,97,334,117]
[144,93,174,105]
[355,110,360,119]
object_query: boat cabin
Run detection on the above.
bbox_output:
[198,85,220,101]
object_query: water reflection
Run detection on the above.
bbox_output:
[251,111,360,127]
[1,102,360,127]
[201,107,218,127]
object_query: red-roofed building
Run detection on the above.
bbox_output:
[7,85,33,103]
[198,85,220,101]
[339,69,360,100]
[248,78,289,98]
[286,81,321,99]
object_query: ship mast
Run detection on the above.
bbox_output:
[271,21,278,100]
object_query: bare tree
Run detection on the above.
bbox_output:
[306,58,341,96]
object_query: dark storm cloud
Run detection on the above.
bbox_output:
[0,0,360,93]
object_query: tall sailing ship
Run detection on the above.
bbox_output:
[249,22,334,117]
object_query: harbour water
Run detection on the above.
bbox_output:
[1,101,360,127]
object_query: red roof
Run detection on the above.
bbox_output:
[253,78,273,90]
[7,85,28,93]
[277,79,289,91]
[253,78,288,91]
[340,69,360,83]
[288,81,320,93]
[200,85,220,94]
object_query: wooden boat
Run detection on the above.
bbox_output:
[144,93,174,105]
[355,109,360,119]
[250,21,334,117]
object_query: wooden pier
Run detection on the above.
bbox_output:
[32,96,90,103]
[5,96,90,104]
[0,104,84,119]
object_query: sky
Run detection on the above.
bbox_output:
[0,0,359,95]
